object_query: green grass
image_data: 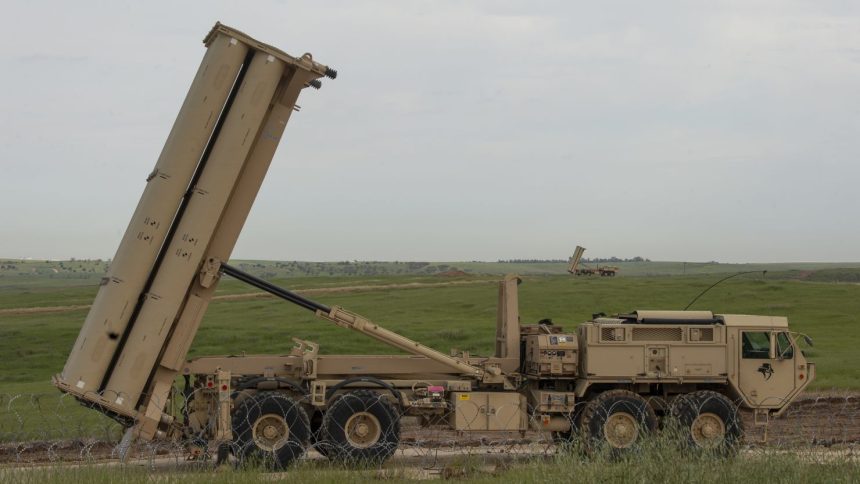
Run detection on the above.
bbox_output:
[0,271,858,442]
[2,443,857,483]
[0,270,858,479]
[1,274,858,394]
[0,285,96,310]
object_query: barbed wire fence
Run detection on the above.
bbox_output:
[1,390,858,471]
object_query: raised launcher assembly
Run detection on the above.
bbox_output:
[54,23,336,442]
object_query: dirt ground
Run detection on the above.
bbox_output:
[1,392,857,466]
[741,392,860,447]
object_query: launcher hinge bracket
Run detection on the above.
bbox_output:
[199,258,223,288]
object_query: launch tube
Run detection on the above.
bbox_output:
[59,33,248,394]
[103,51,286,409]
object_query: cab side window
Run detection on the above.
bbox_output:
[742,332,770,359]
[777,332,794,359]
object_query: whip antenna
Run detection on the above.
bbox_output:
[683,270,767,310]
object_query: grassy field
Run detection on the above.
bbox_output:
[1,266,858,480]
[0,271,858,396]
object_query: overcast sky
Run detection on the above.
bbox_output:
[1,1,858,263]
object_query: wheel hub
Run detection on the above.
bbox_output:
[690,412,726,448]
[345,411,382,449]
[263,425,279,439]
[604,412,639,448]
[252,414,290,452]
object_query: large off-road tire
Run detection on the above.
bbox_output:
[309,410,329,456]
[552,401,588,446]
[232,392,310,469]
[321,390,400,465]
[580,390,657,453]
[670,390,743,455]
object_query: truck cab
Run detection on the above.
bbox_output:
[723,315,815,414]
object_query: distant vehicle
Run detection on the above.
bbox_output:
[568,246,619,276]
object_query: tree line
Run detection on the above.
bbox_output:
[497,256,651,264]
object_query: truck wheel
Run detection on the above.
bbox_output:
[552,401,587,447]
[321,390,400,465]
[232,393,310,469]
[309,410,330,456]
[580,390,657,453]
[670,391,743,454]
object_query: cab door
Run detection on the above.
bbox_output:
[737,331,797,407]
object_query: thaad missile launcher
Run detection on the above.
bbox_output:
[56,23,814,468]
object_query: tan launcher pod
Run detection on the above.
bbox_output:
[54,23,335,440]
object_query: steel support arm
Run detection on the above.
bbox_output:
[218,262,489,379]
[220,262,330,313]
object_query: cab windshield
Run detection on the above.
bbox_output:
[741,331,795,359]
[777,332,794,359]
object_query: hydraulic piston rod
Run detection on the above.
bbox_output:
[220,263,330,313]
[219,263,489,378]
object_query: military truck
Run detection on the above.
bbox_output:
[568,246,619,276]
[54,23,814,469]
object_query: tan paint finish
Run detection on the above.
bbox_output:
[727,327,814,410]
[567,246,586,273]
[317,306,489,378]
[450,392,527,431]
[55,24,329,427]
[721,314,789,327]
[185,354,459,379]
[579,323,729,382]
[494,274,521,372]
[204,23,332,79]
[104,51,286,410]
[523,334,577,377]
[579,317,814,412]
[55,22,814,447]
[634,310,714,321]
[60,33,249,393]
[139,69,316,426]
